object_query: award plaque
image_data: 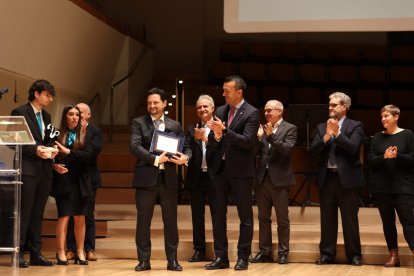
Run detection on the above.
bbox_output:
[150,129,184,157]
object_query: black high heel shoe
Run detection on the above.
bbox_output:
[74,256,88,265]
[56,253,69,265]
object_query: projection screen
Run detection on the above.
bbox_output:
[224,0,414,33]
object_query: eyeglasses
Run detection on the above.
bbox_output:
[264,108,280,113]
[329,103,342,108]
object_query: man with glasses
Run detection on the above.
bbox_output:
[250,100,297,265]
[310,92,365,266]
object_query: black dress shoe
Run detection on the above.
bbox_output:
[19,255,29,268]
[315,255,334,265]
[30,255,53,266]
[205,258,230,270]
[188,251,206,262]
[250,252,273,263]
[167,260,183,271]
[349,256,362,266]
[234,258,249,270]
[278,254,289,264]
[135,261,151,271]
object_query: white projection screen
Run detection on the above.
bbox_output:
[224,0,414,33]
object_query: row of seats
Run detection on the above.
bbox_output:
[220,41,414,65]
[210,62,414,88]
[193,85,414,111]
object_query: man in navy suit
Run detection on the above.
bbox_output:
[205,75,260,270]
[66,103,103,261]
[185,94,215,262]
[251,100,297,265]
[130,87,191,272]
[310,92,365,266]
[11,79,57,268]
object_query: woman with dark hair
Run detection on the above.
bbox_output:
[52,105,92,265]
[369,104,414,267]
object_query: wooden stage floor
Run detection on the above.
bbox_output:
[0,258,413,276]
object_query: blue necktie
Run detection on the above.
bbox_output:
[35,112,43,136]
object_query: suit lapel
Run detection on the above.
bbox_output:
[228,101,247,129]
[25,103,43,140]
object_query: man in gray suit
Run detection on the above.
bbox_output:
[251,100,297,265]
[130,87,191,272]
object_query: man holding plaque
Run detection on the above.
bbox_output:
[205,75,260,270]
[130,87,191,272]
[11,79,57,268]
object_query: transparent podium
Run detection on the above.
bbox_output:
[0,116,35,272]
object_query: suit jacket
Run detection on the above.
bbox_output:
[310,117,365,189]
[185,122,210,191]
[255,120,297,188]
[11,102,54,177]
[86,123,103,188]
[130,114,191,189]
[206,101,260,178]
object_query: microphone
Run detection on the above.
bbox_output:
[0,87,8,99]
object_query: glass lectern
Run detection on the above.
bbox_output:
[0,116,35,272]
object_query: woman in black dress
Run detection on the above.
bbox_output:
[53,105,92,265]
[369,105,414,267]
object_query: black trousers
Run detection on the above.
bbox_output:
[319,170,361,261]
[67,188,97,252]
[20,174,52,256]
[135,172,178,261]
[373,194,414,251]
[255,172,290,256]
[189,172,214,253]
[0,184,14,248]
[211,162,254,260]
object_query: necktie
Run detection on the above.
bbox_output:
[227,106,236,126]
[328,136,336,167]
[67,131,76,146]
[154,119,164,131]
[36,112,43,136]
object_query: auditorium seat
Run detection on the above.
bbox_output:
[210,62,237,84]
[303,44,332,64]
[349,109,380,137]
[387,89,414,109]
[391,45,414,65]
[245,86,259,106]
[239,62,267,84]
[390,66,414,85]
[293,87,321,104]
[262,86,291,104]
[329,64,358,84]
[332,44,360,64]
[359,65,388,85]
[355,89,384,108]
[220,41,248,61]
[275,42,303,63]
[361,45,388,65]
[268,63,296,83]
[399,110,414,132]
[298,64,327,84]
[248,41,275,62]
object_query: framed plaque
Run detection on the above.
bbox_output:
[150,129,184,157]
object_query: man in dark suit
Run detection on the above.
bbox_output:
[11,79,57,268]
[66,103,103,261]
[185,94,215,262]
[251,100,297,265]
[205,75,260,270]
[130,87,191,272]
[310,92,364,266]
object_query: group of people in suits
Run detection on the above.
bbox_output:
[10,80,102,268]
[130,75,414,271]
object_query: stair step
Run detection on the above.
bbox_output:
[101,172,134,187]
[42,219,108,237]
[96,188,136,204]
[98,153,135,172]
